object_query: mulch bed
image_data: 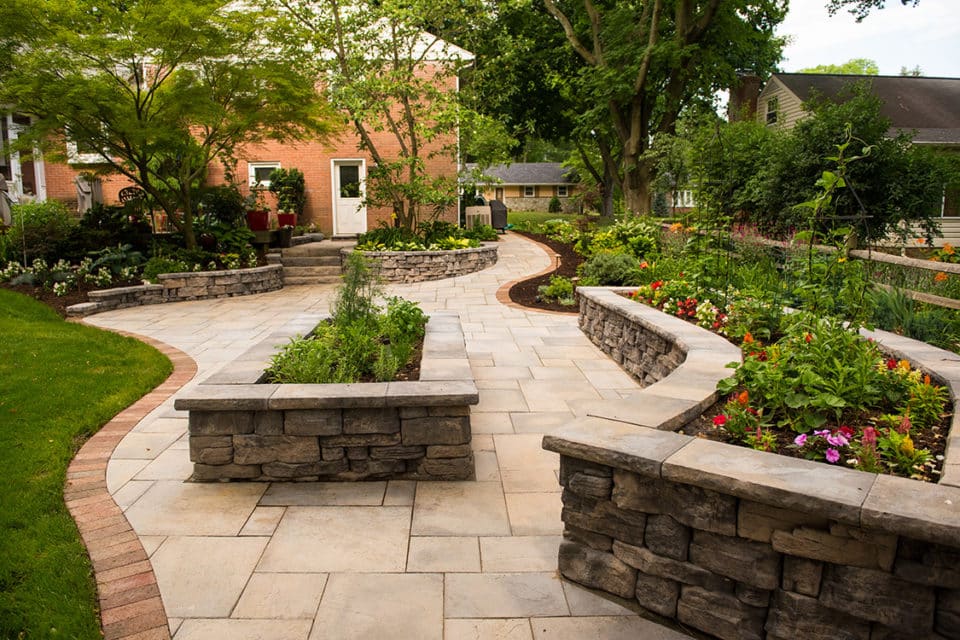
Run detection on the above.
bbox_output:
[2,280,141,319]
[508,231,584,313]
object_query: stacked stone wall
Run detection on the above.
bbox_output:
[349,244,498,283]
[546,287,960,640]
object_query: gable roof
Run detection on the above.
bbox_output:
[466,162,576,185]
[767,73,960,144]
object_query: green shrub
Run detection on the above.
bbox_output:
[5,201,75,263]
[576,218,659,258]
[578,253,643,286]
[548,195,562,213]
[537,275,576,306]
[142,256,191,283]
[464,224,499,241]
[200,185,246,226]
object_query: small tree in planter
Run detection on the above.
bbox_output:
[269,168,306,227]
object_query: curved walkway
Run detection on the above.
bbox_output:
[81,233,691,640]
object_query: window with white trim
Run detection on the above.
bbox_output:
[557,185,569,197]
[248,161,281,189]
[523,185,536,197]
[765,97,779,125]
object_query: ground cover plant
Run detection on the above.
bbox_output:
[267,253,427,383]
[355,220,495,251]
[0,290,172,638]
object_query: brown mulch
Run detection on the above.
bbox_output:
[2,280,142,318]
[508,231,584,313]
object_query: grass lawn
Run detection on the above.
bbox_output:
[0,290,172,638]
[507,210,581,228]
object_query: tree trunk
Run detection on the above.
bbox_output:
[622,161,653,215]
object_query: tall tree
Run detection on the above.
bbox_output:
[2,0,336,249]
[827,0,920,21]
[542,0,787,215]
[799,58,880,75]
[276,0,513,231]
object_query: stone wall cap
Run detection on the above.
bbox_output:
[174,384,274,410]
[87,284,162,298]
[543,418,691,477]
[585,392,702,432]
[157,264,281,280]
[268,382,389,409]
[861,473,960,546]
[662,437,875,525]
[386,380,479,406]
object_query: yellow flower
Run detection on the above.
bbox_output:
[837,257,846,263]
[669,222,684,233]
[900,435,915,457]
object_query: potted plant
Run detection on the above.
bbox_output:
[244,189,270,231]
[269,168,306,228]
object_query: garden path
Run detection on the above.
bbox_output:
[84,232,692,640]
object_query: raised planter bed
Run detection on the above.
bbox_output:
[175,312,478,482]
[345,243,498,283]
[543,287,960,640]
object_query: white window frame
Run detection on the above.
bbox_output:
[523,185,536,198]
[557,185,569,197]
[765,97,779,126]
[66,140,108,165]
[248,161,281,189]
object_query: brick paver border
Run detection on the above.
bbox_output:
[64,332,197,640]
[495,231,578,316]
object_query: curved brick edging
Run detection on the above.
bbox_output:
[345,243,498,283]
[494,232,578,316]
[66,265,284,317]
[544,287,960,640]
[65,333,197,640]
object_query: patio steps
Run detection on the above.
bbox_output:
[277,239,355,286]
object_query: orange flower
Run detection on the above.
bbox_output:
[669,222,684,233]
[737,390,749,406]
[935,271,948,282]
[924,374,931,386]
[742,332,754,344]
[916,238,926,245]
[944,243,955,255]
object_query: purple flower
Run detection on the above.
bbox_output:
[825,448,840,464]
[814,429,831,437]
[793,434,808,447]
[826,433,849,447]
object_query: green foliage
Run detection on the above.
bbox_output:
[142,256,191,283]
[576,218,660,258]
[578,253,643,286]
[548,195,562,213]
[463,224,499,242]
[4,200,74,263]
[537,275,576,306]
[268,168,307,216]
[88,244,144,276]
[798,58,879,75]
[268,257,427,384]
[867,287,960,354]
[0,289,171,638]
[200,185,247,227]
[355,221,481,251]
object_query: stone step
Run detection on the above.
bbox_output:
[282,241,356,258]
[283,265,342,278]
[281,255,341,267]
[283,275,343,286]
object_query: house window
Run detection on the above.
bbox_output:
[248,162,280,189]
[766,97,779,125]
[557,185,569,197]
[66,138,107,165]
[523,185,536,197]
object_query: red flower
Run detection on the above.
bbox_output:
[886,358,897,370]
[839,425,855,439]
[651,280,663,291]
[804,333,812,343]
[712,415,727,427]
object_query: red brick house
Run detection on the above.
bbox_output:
[2,50,469,237]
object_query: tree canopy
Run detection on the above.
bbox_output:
[798,58,880,75]
[542,0,788,215]
[827,0,920,21]
[1,0,336,248]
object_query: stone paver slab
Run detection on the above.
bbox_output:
[444,619,533,640]
[124,481,266,536]
[445,573,568,618]
[561,581,636,617]
[494,434,559,471]
[259,482,386,506]
[233,572,327,619]
[412,482,511,537]
[112,431,183,460]
[480,536,561,572]
[174,619,312,640]
[407,536,480,572]
[239,506,285,536]
[151,535,267,618]
[502,468,561,494]
[310,573,442,640]
[531,616,690,640]
[505,493,563,536]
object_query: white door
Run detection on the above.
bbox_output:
[333,160,366,235]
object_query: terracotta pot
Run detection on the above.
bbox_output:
[246,210,270,231]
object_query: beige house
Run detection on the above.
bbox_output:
[755,74,960,245]
[466,162,581,213]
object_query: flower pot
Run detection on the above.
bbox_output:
[277,213,297,228]
[275,225,294,248]
[246,210,270,231]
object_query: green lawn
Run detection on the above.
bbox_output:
[0,290,172,638]
[507,210,581,228]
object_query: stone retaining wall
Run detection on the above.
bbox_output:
[542,287,960,640]
[346,243,498,283]
[66,265,284,316]
[175,313,478,482]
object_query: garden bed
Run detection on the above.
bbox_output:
[175,312,478,482]
[508,231,584,313]
[347,243,498,283]
[542,287,960,640]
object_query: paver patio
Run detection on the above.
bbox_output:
[83,233,693,639]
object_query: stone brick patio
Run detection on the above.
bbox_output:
[80,232,692,640]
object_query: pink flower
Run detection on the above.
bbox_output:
[712,414,727,427]
[861,427,878,445]
[826,433,849,447]
[794,434,807,447]
[825,448,840,463]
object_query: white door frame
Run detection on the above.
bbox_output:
[4,114,47,202]
[331,158,366,236]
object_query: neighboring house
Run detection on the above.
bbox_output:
[467,162,581,214]
[754,73,960,245]
[1,50,469,238]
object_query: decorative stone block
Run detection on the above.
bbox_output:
[370,445,426,460]
[644,515,690,561]
[233,435,320,465]
[560,457,612,486]
[819,564,936,630]
[663,483,738,536]
[189,411,253,435]
[895,540,960,588]
[613,541,733,593]
[688,530,781,590]
[262,460,347,478]
[635,572,680,618]
[563,525,613,552]
[346,447,368,460]
[254,411,283,435]
[782,556,823,597]
[611,470,662,512]
[677,586,766,640]
[938,588,960,639]
[558,541,637,599]
[401,416,470,445]
[568,472,613,500]
[419,457,473,480]
[192,463,261,481]
[322,433,401,447]
[561,491,646,547]
[425,444,471,458]
[738,500,829,543]
[284,409,342,435]
[321,446,345,461]
[735,583,771,608]
[343,408,400,434]
[764,589,870,640]
[771,526,896,572]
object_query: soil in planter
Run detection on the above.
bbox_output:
[2,280,142,318]
[508,231,584,313]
